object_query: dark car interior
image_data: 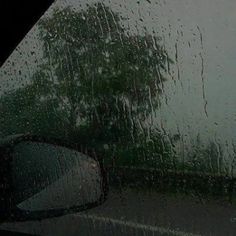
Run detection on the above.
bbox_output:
[1,0,54,66]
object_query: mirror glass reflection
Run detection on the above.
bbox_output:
[11,141,102,212]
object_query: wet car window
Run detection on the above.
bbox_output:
[0,0,236,235]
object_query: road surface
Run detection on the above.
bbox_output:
[1,188,236,235]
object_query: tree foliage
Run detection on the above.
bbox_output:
[1,3,173,166]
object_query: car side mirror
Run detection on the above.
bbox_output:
[0,135,108,222]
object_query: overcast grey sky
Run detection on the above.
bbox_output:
[1,0,236,159]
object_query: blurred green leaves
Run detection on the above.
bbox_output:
[0,3,173,168]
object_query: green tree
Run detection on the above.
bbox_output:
[1,3,173,167]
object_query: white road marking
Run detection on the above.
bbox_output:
[76,214,202,236]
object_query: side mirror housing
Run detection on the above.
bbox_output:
[0,134,108,221]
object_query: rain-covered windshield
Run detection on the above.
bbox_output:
[0,0,236,235]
